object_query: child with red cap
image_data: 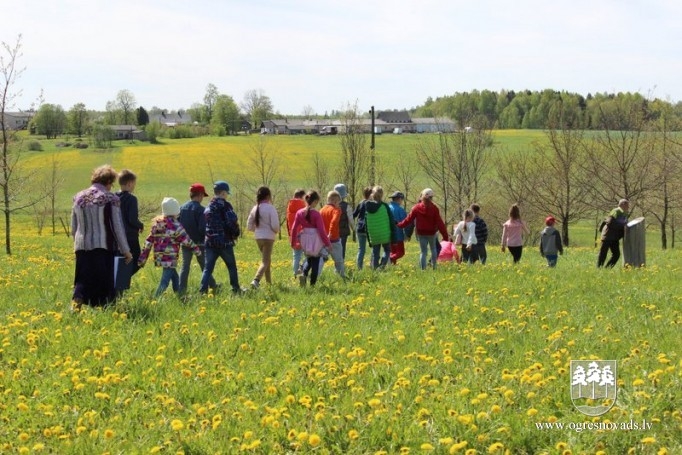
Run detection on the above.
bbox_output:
[540,216,563,267]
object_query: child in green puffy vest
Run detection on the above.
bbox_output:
[364,186,396,269]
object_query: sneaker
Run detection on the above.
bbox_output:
[298,274,307,287]
[251,279,260,289]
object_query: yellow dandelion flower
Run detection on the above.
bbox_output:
[527,408,538,417]
[440,437,454,445]
[17,403,29,412]
[420,443,435,451]
[18,433,29,441]
[641,437,656,444]
[348,429,360,440]
[556,442,568,450]
[449,441,468,454]
[104,429,115,439]
[657,448,668,455]
[297,431,309,443]
[488,442,504,453]
[32,443,45,451]
[309,433,321,447]
[171,419,184,431]
[149,447,162,454]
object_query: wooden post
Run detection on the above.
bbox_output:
[623,217,645,267]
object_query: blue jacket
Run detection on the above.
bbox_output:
[178,200,207,245]
[388,201,407,242]
[204,197,240,248]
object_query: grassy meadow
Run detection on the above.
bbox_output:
[0,132,680,454]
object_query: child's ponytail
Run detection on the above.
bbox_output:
[304,190,320,222]
[254,186,271,227]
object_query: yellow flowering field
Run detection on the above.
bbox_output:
[0,229,680,454]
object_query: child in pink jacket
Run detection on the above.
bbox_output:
[290,191,332,287]
[501,203,530,263]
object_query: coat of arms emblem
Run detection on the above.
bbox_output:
[570,360,617,416]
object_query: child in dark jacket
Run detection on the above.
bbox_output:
[540,216,563,267]
[116,169,144,277]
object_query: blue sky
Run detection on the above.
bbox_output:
[4,0,681,115]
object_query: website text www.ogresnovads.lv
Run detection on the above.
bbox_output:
[535,419,653,433]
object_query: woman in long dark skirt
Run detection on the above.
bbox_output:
[71,165,132,311]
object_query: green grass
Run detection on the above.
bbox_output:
[0,227,680,454]
[1,131,679,453]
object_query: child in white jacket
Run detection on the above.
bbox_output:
[453,209,478,264]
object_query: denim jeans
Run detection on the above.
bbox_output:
[545,254,558,267]
[155,267,179,297]
[179,245,215,294]
[201,245,240,293]
[292,247,303,275]
[340,235,349,259]
[417,234,438,270]
[356,232,368,270]
[329,241,346,277]
[371,243,390,269]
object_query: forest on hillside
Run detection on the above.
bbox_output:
[410,89,682,130]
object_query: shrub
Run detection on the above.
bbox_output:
[73,142,88,149]
[28,140,43,151]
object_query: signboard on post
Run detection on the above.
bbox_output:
[623,217,645,267]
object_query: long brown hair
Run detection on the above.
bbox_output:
[254,186,271,227]
[509,203,521,220]
[462,209,474,232]
[304,190,320,222]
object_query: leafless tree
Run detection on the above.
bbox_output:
[416,127,492,224]
[393,148,420,206]
[301,105,315,119]
[303,150,330,193]
[338,101,369,208]
[1,35,43,254]
[241,89,273,129]
[582,100,655,214]
[641,107,682,248]
[115,89,137,125]
[518,125,590,246]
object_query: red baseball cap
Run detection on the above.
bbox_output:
[545,216,556,225]
[189,183,209,196]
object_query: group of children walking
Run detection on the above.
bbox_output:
[116,175,566,299]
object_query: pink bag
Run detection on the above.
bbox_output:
[298,228,325,257]
[438,241,461,263]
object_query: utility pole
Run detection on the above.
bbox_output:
[370,105,375,185]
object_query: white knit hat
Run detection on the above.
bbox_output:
[162,197,180,216]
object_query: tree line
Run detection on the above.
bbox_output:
[412,89,682,131]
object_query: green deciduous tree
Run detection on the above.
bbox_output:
[67,102,89,137]
[33,103,67,139]
[211,95,240,135]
